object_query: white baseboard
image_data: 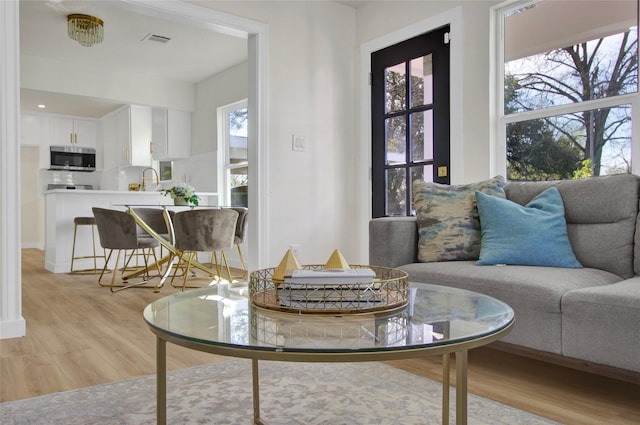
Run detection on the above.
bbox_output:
[21,242,44,250]
[0,317,26,339]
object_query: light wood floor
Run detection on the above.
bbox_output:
[2,249,639,424]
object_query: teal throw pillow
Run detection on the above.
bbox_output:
[413,176,506,263]
[475,187,582,268]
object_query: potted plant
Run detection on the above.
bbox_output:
[161,184,200,206]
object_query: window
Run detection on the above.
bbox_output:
[218,100,248,207]
[496,0,638,180]
[371,26,450,217]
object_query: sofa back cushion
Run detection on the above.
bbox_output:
[504,174,640,278]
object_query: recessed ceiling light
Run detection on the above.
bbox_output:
[37,104,46,109]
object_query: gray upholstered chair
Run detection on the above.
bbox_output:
[225,207,248,275]
[132,208,171,241]
[92,207,161,292]
[131,207,173,261]
[169,208,239,290]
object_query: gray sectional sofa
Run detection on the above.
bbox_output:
[369,174,640,381]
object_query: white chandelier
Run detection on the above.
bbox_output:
[67,14,104,47]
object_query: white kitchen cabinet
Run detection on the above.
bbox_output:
[152,108,191,160]
[102,105,152,169]
[130,105,153,166]
[51,116,97,148]
[102,109,120,169]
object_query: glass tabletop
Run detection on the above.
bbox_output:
[143,282,514,354]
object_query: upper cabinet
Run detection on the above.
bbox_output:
[130,105,153,167]
[151,108,191,160]
[102,105,152,169]
[51,116,97,148]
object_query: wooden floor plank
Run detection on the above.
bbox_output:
[1,249,639,425]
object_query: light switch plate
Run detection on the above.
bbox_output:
[292,134,306,152]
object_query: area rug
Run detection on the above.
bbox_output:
[1,359,559,425]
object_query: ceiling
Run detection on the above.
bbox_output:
[19,0,249,118]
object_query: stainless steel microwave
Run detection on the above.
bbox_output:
[49,146,96,172]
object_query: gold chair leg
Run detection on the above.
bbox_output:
[70,223,78,272]
[211,251,222,280]
[182,253,195,291]
[110,249,123,291]
[220,251,233,282]
[98,249,115,286]
[169,251,185,286]
[98,248,158,292]
[237,243,246,272]
[212,251,233,283]
[91,224,98,272]
[170,251,201,290]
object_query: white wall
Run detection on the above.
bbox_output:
[193,61,249,156]
[356,0,501,183]
[196,1,358,266]
[21,55,196,112]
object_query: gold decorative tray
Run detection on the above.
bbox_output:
[249,265,409,314]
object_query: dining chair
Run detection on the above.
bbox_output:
[92,207,162,292]
[224,207,248,277]
[132,208,171,240]
[169,208,239,290]
[129,207,176,277]
[132,207,173,257]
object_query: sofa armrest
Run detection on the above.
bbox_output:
[369,217,418,268]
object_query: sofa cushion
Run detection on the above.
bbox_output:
[562,278,640,373]
[504,174,640,278]
[413,176,505,263]
[400,261,622,353]
[476,188,582,268]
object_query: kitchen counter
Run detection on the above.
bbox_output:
[44,190,218,273]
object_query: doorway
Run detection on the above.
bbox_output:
[370,25,451,218]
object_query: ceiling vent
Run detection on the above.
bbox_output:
[141,33,171,44]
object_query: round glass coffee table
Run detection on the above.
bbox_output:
[143,282,514,425]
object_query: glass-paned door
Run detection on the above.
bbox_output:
[371,25,450,217]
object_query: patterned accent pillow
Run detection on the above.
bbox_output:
[413,176,506,262]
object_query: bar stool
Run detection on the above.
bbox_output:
[70,216,106,274]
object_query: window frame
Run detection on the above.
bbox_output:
[492,0,640,179]
[217,99,248,206]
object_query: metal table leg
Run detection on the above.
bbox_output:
[442,353,450,425]
[157,337,167,425]
[456,350,468,425]
[252,359,269,425]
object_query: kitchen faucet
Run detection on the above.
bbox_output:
[141,167,160,191]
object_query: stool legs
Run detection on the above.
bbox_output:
[70,221,106,274]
